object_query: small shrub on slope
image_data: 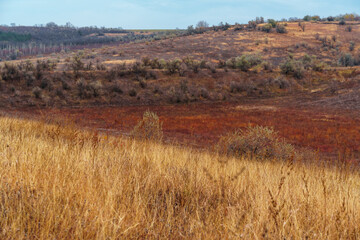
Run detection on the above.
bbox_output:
[217,126,295,160]
[280,58,304,79]
[131,110,163,141]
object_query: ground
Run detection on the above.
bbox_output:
[1,21,360,161]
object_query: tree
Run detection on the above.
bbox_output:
[311,15,320,21]
[303,15,311,21]
[187,25,195,35]
[196,21,209,29]
[46,22,58,28]
[65,22,75,28]
[267,19,277,28]
[255,17,264,24]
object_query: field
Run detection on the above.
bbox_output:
[0,116,359,239]
[1,19,360,238]
[6,100,360,160]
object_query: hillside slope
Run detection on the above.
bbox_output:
[0,116,359,239]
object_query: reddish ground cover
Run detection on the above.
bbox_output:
[10,101,359,160]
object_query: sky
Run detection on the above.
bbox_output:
[0,0,359,29]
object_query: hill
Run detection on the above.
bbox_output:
[0,116,359,239]
[0,20,360,159]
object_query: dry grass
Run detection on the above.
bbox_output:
[0,116,359,239]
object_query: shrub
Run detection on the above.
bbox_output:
[55,88,65,98]
[71,54,84,72]
[227,55,262,71]
[147,71,158,80]
[200,87,209,99]
[199,60,207,69]
[217,60,226,68]
[311,60,326,72]
[131,110,163,141]
[349,41,355,51]
[25,72,35,87]
[248,21,257,29]
[96,62,106,71]
[267,19,277,28]
[18,60,35,72]
[108,84,122,94]
[40,78,52,89]
[139,79,147,89]
[207,63,217,73]
[338,53,354,66]
[276,25,287,33]
[36,60,57,72]
[192,62,200,73]
[166,59,181,75]
[217,126,295,160]
[76,79,103,99]
[1,63,21,82]
[261,24,272,33]
[301,54,313,69]
[141,56,151,66]
[262,61,273,71]
[129,89,137,97]
[32,87,42,99]
[149,58,165,69]
[234,56,253,71]
[131,62,147,76]
[272,77,291,89]
[230,81,255,93]
[339,20,346,25]
[61,80,71,90]
[303,15,311,21]
[280,58,304,79]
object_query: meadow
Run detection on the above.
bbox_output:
[0,18,360,239]
[0,116,359,239]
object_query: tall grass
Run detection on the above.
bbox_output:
[0,117,359,239]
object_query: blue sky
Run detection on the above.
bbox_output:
[0,0,359,29]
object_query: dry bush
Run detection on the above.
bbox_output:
[261,24,273,33]
[262,61,273,71]
[128,88,137,97]
[339,53,355,67]
[217,125,295,160]
[226,54,262,71]
[165,59,181,75]
[32,86,42,99]
[230,80,255,93]
[276,24,288,33]
[131,62,147,76]
[109,83,123,94]
[0,118,359,239]
[280,58,305,79]
[76,79,103,99]
[302,54,326,72]
[1,63,21,82]
[131,110,163,141]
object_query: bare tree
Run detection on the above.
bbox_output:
[196,21,209,29]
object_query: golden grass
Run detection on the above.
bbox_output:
[0,116,359,239]
[103,59,136,65]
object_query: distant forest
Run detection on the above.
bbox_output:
[0,23,183,60]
